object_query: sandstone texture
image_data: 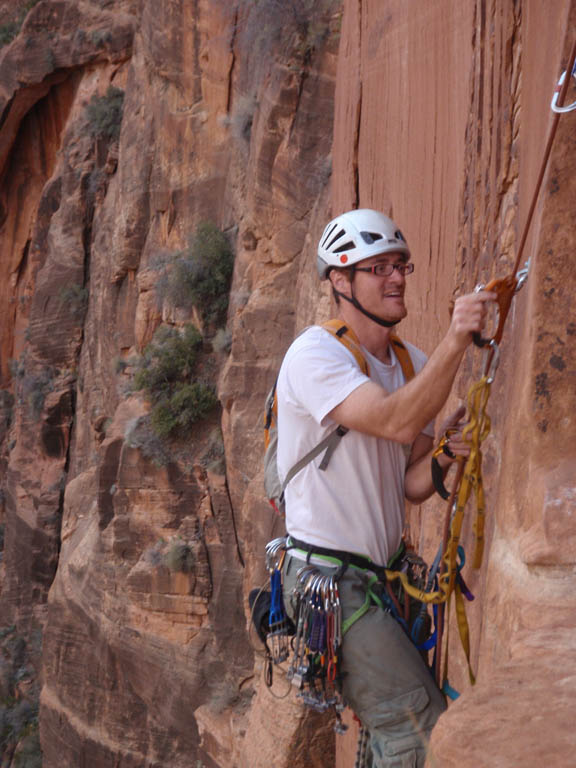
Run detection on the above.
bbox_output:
[0,1,574,767]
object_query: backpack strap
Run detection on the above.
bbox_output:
[323,319,415,383]
[322,319,369,375]
[280,425,348,496]
[390,334,415,381]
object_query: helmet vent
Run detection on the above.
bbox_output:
[321,222,339,248]
[360,231,383,244]
[394,230,405,242]
[333,241,355,253]
[325,228,346,250]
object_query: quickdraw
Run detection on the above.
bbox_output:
[286,563,347,734]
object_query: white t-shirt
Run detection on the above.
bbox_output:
[276,325,434,566]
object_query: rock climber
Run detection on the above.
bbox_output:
[277,209,495,767]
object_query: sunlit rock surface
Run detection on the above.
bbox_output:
[0,0,574,766]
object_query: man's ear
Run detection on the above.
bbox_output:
[329,267,352,297]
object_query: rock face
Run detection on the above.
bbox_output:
[332,2,576,767]
[0,0,574,767]
[0,0,340,766]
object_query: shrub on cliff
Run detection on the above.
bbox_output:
[165,222,234,326]
[0,20,19,46]
[164,541,194,573]
[235,0,339,70]
[0,1,40,47]
[86,85,125,142]
[134,325,203,397]
[124,416,172,467]
[150,382,218,439]
[58,283,88,319]
[0,627,41,765]
[132,324,218,440]
[13,724,42,767]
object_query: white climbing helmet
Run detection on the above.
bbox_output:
[317,209,410,279]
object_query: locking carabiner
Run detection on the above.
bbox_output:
[472,275,518,348]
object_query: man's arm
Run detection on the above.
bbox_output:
[404,407,470,503]
[329,291,495,443]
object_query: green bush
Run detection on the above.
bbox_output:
[0,21,19,46]
[86,85,125,141]
[125,416,172,467]
[133,324,218,439]
[0,627,41,763]
[165,222,234,325]
[164,541,194,573]
[150,383,218,439]
[133,325,203,400]
[0,1,40,47]
[23,370,54,420]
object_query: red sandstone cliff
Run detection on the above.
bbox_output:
[0,1,574,767]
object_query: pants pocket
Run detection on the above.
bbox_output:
[369,684,430,730]
[368,685,432,767]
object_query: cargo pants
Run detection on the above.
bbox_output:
[283,552,446,768]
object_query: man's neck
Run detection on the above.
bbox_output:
[337,305,394,364]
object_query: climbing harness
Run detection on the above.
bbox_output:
[256,534,436,737]
[432,39,576,692]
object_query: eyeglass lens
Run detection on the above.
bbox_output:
[374,263,414,276]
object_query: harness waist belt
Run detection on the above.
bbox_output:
[287,536,388,581]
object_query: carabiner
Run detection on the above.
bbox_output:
[482,339,500,383]
[515,259,530,292]
[472,275,517,347]
[551,66,576,114]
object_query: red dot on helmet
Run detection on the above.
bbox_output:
[340,254,348,264]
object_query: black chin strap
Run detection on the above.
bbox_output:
[334,274,401,328]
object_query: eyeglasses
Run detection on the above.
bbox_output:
[354,262,415,277]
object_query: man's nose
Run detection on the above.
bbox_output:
[388,265,406,284]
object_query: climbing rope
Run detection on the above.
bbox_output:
[432,39,576,691]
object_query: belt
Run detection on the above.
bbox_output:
[287,536,389,582]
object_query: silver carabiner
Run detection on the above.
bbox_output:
[551,67,576,113]
[515,259,530,292]
[483,339,500,383]
[265,536,287,570]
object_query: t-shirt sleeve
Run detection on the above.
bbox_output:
[281,331,371,426]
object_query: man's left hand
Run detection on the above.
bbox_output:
[436,405,471,467]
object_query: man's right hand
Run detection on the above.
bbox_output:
[448,290,497,349]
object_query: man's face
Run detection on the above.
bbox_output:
[350,251,410,323]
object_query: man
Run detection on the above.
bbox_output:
[277,209,495,767]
